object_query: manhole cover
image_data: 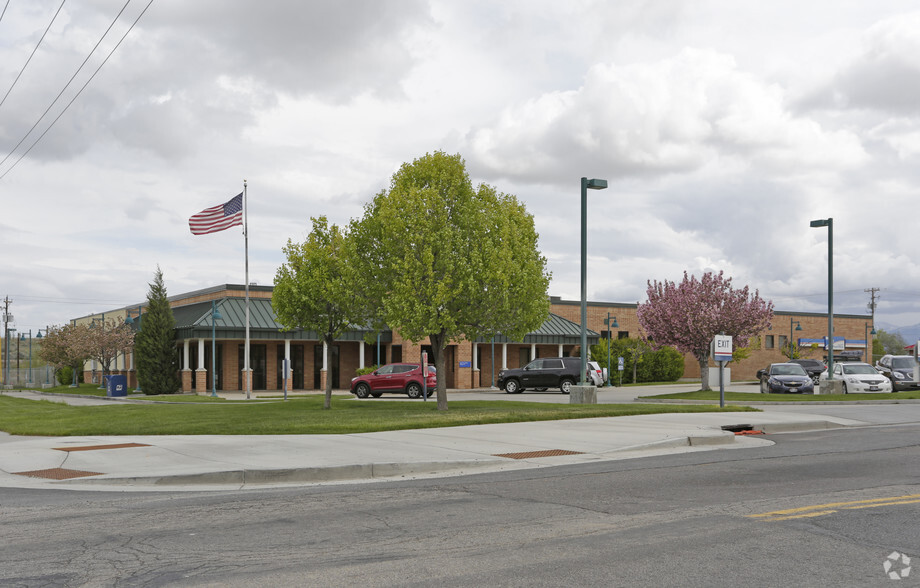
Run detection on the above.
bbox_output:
[14,468,103,480]
[493,449,583,460]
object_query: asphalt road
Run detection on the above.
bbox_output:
[1,421,917,587]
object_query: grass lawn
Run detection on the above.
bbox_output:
[640,390,920,402]
[0,395,758,436]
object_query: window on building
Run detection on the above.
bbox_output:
[618,331,629,339]
[391,345,402,363]
[778,335,787,349]
[765,335,774,349]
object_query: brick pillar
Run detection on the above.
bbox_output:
[320,369,328,391]
[181,369,192,392]
[195,369,207,394]
[242,369,253,396]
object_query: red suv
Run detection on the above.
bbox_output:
[350,363,436,398]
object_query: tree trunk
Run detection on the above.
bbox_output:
[699,356,710,391]
[429,330,448,411]
[323,334,334,410]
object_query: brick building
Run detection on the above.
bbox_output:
[75,284,875,391]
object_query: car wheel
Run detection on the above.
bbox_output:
[811,374,820,385]
[560,378,574,394]
[406,382,423,399]
[504,379,520,394]
[535,387,547,391]
[371,392,382,398]
[354,383,370,399]
[841,382,847,395]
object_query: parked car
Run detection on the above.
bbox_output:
[350,363,436,398]
[758,362,814,394]
[874,355,920,392]
[586,361,606,386]
[498,357,583,394]
[819,362,892,394]
[790,358,826,385]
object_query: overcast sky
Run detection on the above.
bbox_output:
[2,0,919,338]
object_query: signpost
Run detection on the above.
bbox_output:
[422,351,428,402]
[617,356,624,387]
[712,334,733,408]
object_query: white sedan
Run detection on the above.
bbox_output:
[818,362,893,394]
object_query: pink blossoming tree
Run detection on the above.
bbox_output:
[637,271,773,390]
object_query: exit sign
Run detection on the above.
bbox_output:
[712,335,733,362]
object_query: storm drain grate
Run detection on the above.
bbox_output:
[14,468,103,480]
[53,442,150,452]
[494,449,584,460]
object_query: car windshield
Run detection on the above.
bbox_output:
[842,364,878,375]
[771,364,807,376]
[892,358,915,369]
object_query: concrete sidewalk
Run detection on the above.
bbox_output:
[0,404,867,492]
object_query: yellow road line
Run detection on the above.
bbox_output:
[747,493,920,521]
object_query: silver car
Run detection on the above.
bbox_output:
[819,362,892,394]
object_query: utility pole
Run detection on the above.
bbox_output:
[2,297,11,386]
[865,287,879,323]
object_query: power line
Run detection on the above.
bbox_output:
[0,0,155,180]
[0,0,133,171]
[0,1,10,26]
[0,0,67,111]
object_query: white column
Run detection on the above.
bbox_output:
[558,344,563,357]
[285,339,291,363]
[530,343,536,361]
[359,341,365,369]
[197,339,205,369]
[183,340,190,369]
[472,343,478,370]
[502,343,508,370]
[322,341,329,370]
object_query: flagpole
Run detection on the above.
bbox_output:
[244,179,251,400]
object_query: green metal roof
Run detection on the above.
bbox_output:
[475,313,599,345]
[173,297,389,342]
[171,299,594,345]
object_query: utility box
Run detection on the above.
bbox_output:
[106,375,127,397]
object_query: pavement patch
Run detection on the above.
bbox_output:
[53,442,151,452]
[494,449,584,459]
[14,467,103,480]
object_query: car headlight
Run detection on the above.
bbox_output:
[351,377,358,382]
[893,371,909,380]
[768,378,780,386]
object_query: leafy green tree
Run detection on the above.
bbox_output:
[135,267,180,394]
[349,151,551,410]
[591,337,682,384]
[273,216,362,409]
[875,329,907,355]
[872,335,886,358]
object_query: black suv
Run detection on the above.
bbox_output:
[790,358,826,385]
[498,357,582,394]
[875,355,920,392]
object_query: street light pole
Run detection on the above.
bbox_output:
[865,322,877,364]
[581,177,608,385]
[810,218,833,381]
[604,314,618,387]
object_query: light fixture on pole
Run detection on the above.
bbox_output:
[36,328,50,385]
[20,330,32,385]
[789,319,802,359]
[604,314,618,387]
[6,328,16,387]
[125,307,142,393]
[581,177,608,385]
[211,300,222,397]
[810,218,833,381]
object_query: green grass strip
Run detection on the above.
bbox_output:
[0,395,757,436]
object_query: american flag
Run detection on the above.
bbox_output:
[189,193,243,235]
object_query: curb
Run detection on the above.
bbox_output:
[56,459,507,488]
